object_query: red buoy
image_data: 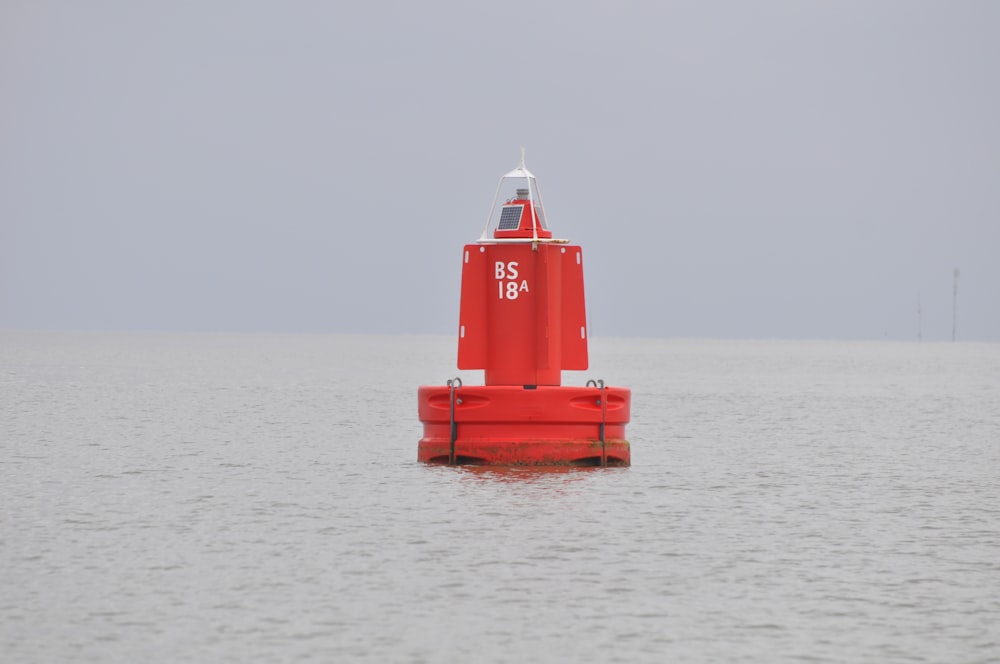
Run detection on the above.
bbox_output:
[417,155,631,466]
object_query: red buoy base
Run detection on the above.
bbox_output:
[417,384,631,467]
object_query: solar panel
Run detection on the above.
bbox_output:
[497,205,523,231]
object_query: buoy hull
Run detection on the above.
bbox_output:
[417,385,631,467]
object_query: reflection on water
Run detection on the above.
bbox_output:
[452,464,614,483]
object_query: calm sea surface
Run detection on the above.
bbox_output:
[2,332,999,663]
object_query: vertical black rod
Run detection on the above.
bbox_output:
[600,382,607,467]
[447,378,461,465]
[588,378,608,467]
[449,384,456,465]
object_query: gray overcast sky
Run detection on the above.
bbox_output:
[2,1,998,340]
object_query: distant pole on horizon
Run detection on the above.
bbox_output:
[917,293,922,342]
[952,268,960,342]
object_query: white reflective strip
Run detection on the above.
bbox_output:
[460,325,466,338]
[581,326,586,339]
[464,250,469,263]
[576,251,581,265]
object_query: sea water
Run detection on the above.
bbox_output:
[2,332,998,663]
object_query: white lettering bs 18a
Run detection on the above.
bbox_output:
[494,261,529,300]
